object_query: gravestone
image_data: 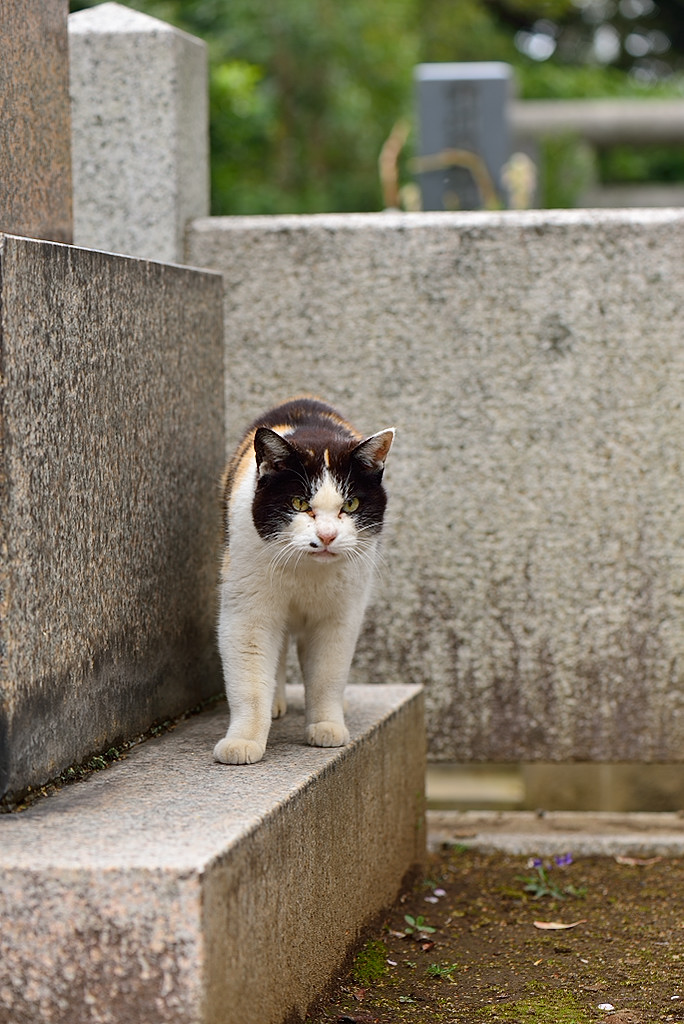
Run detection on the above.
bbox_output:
[414,62,512,210]
[0,235,225,803]
[0,2,224,805]
[69,2,209,262]
[187,208,684,764]
[0,0,72,242]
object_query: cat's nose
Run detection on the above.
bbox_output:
[315,524,338,547]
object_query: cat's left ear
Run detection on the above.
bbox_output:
[351,428,395,472]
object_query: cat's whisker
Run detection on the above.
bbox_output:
[342,541,380,577]
[269,539,302,575]
[354,522,384,538]
[366,548,388,579]
[356,541,389,580]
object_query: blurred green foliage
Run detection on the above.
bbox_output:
[599,142,684,182]
[540,134,598,207]
[69,0,684,213]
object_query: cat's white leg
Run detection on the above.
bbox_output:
[298,621,360,748]
[272,634,288,719]
[214,590,282,765]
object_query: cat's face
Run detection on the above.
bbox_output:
[251,427,394,565]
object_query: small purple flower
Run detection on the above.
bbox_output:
[554,853,573,867]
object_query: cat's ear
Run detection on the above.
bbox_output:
[254,428,296,478]
[351,428,395,472]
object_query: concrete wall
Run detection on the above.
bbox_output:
[0,0,72,242]
[0,235,224,801]
[187,208,684,763]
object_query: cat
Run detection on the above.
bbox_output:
[213,396,395,765]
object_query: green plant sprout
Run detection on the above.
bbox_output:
[426,962,459,980]
[516,854,587,901]
[404,914,436,935]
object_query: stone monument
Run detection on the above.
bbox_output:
[0,1,224,804]
[414,62,513,210]
[187,207,684,765]
[69,2,210,262]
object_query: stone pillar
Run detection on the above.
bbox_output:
[69,2,210,262]
[0,235,224,803]
[0,0,73,242]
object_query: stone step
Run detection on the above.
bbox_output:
[0,684,424,1024]
[427,809,684,858]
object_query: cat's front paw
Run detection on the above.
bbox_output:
[306,721,350,748]
[213,737,266,765]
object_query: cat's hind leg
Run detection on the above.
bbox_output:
[271,634,289,719]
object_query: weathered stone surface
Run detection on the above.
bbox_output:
[187,209,684,763]
[0,685,425,1024]
[69,2,209,262]
[0,0,72,242]
[428,809,684,857]
[0,235,224,801]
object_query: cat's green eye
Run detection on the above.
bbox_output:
[342,496,360,513]
[292,496,311,512]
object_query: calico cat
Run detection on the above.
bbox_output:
[214,397,395,765]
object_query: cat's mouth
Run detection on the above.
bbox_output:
[310,548,338,561]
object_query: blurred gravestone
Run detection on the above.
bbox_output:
[414,62,513,211]
[0,0,73,242]
[69,2,209,262]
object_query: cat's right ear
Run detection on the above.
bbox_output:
[254,428,295,478]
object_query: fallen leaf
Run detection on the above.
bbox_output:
[615,855,662,867]
[533,919,587,930]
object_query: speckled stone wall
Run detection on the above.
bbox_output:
[0,235,224,801]
[0,0,72,242]
[187,209,684,763]
[69,2,209,262]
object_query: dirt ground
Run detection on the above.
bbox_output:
[306,843,684,1024]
